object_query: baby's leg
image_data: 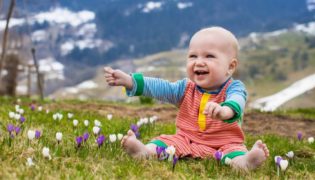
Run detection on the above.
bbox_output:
[229,140,269,172]
[121,130,157,159]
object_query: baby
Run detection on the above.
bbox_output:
[104,27,269,171]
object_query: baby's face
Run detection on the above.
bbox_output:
[186,30,236,91]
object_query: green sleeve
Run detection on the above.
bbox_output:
[220,100,242,124]
[132,73,144,96]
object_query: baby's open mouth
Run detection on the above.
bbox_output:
[194,70,209,75]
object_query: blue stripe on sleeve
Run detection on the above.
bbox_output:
[225,80,247,113]
[142,77,188,105]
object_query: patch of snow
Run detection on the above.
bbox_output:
[142,1,163,13]
[250,73,315,111]
[31,30,47,42]
[28,57,64,80]
[77,80,98,89]
[294,22,315,35]
[177,2,193,10]
[307,0,315,11]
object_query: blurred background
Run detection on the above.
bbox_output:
[0,0,315,111]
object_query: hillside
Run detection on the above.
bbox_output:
[51,28,315,109]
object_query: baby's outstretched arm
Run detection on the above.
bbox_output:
[104,67,133,90]
[203,102,235,120]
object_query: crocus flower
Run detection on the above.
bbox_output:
[214,151,223,161]
[30,104,35,111]
[73,119,78,127]
[56,132,62,143]
[297,132,302,141]
[68,113,74,119]
[15,126,21,135]
[280,159,288,171]
[166,146,176,161]
[156,146,166,160]
[93,126,100,135]
[46,109,50,114]
[76,136,83,148]
[94,120,102,127]
[38,106,43,111]
[84,120,89,127]
[17,98,21,103]
[14,113,21,120]
[143,118,149,124]
[20,116,26,123]
[136,121,143,127]
[130,124,139,133]
[172,156,178,172]
[308,137,314,144]
[17,108,24,114]
[35,130,41,139]
[83,132,89,142]
[42,147,51,160]
[274,156,282,166]
[27,130,35,140]
[109,134,117,143]
[9,112,15,119]
[7,124,15,133]
[117,133,123,141]
[26,157,34,167]
[15,105,20,112]
[107,114,113,120]
[97,135,105,147]
[286,151,294,159]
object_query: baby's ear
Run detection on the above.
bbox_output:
[227,58,238,75]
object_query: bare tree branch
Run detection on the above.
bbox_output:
[0,0,16,81]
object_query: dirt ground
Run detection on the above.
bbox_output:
[49,102,315,138]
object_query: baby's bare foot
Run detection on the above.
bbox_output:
[121,130,149,159]
[230,140,269,172]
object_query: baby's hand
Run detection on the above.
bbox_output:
[203,102,234,120]
[103,67,133,89]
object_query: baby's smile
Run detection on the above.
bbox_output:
[194,69,209,76]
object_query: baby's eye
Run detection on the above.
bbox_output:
[189,54,197,58]
[206,54,215,58]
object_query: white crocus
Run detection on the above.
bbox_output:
[42,147,51,160]
[84,120,89,127]
[38,106,43,111]
[46,109,50,114]
[143,117,149,124]
[107,114,113,120]
[280,159,288,171]
[94,120,102,127]
[225,157,232,165]
[17,98,21,103]
[308,137,314,144]
[56,132,63,142]
[68,113,74,119]
[14,113,21,120]
[286,151,294,159]
[136,121,143,127]
[53,114,57,120]
[26,157,35,167]
[9,111,15,119]
[15,105,20,112]
[109,134,117,143]
[165,146,176,161]
[18,108,24,114]
[73,119,79,127]
[27,130,35,140]
[93,126,100,135]
[57,113,63,120]
[117,134,123,140]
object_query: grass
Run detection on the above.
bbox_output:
[0,97,314,179]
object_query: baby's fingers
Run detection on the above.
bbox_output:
[104,67,114,74]
[212,106,222,119]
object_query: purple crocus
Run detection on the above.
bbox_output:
[15,126,21,135]
[97,135,105,147]
[172,156,179,172]
[297,132,302,141]
[7,124,14,133]
[76,136,83,148]
[214,151,223,161]
[130,124,139,133]
[35,130,41,139]
[275,156,282,166]
[30,104,35,111]
[83,132,89,142]
[156,146,164,159]
[20,116,26,123]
